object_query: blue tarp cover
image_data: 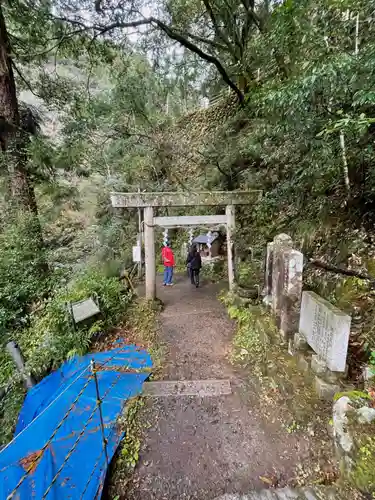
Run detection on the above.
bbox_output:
[0,342,152,499]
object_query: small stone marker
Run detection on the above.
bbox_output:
[279,249,304,340]
[71,298,100,323]
[143,379,232,397]
[299,291,351,372]
[271,233,293,316]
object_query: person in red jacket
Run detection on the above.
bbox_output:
[161,242,175,286]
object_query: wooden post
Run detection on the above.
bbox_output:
[144,206,156,299]
[6,341,36,389]
[226,205,235,290]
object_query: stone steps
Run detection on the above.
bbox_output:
[214,485,341,500]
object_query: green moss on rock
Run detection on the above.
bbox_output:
[350,434,375,495]
[333,391,370,402]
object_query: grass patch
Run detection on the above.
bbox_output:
[221,291,337,487]
[106,296,163,497]
[0,265,133,445]
[347,421,375,496]
[124,298,164,377]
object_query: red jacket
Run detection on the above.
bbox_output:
[162,247,175,267]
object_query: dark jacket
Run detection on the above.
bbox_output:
[186,250,202,270]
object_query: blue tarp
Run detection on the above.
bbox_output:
[0,342,152,499]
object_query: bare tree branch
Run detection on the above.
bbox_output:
[240,0,262,32]
[308,258,375,284]
[202,0,239,61]
[181,30,228,52]
[12,62,43,99]
[55,15,244,101]
[95,0,103,13]
[152,17,243,100]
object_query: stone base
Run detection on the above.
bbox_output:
[294,331,309,351]
[296,352,311,373]
[287,338,294,356]
[311,355,326,375]
[314,376,340,401]
[310,354,348,383]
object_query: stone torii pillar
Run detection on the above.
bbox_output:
[144,206,156,300]
[110,191,262,300]
[226,205,235,290]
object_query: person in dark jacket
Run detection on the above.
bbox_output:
[186,245,202,288]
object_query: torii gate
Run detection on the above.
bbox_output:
[110,191,262,299]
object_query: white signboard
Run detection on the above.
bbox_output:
[133,245,141,263]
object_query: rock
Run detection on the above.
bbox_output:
[314,376,340,401]
[263,295,272,307]
[356,406,375,424]
[333,396,353,454]
[363,365,375,390]
[236,286,259,299]
[363,365,374,381]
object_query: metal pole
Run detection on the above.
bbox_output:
[6,341,36,389]
[90,360,109,467]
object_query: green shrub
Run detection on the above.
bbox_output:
[201,259,226,282]
[16,266,132,378]
[0,214,48,335]
[370,351,375,375]
[0,265,133,444]
[236,260,263,288]
[0,385,25,445]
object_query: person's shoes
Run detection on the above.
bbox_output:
[167,283,174,286]
[196,284,199,288]
[163,283,166,286]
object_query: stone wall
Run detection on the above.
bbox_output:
[333,393,375,496]
[263,233,353,400]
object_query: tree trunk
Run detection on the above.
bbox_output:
[0,4,46,270]
[0,3,39,215]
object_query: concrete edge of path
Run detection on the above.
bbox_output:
[143,379,232,397]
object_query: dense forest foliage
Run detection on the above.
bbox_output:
[0,0,374,443]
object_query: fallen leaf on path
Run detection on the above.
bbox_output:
[259,475,274,485]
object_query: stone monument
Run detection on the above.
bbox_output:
[299,291,351,372]
[270,234,303,341]
[279,248,304,341]
[271,233,293,316]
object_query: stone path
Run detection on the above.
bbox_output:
[124,275,330,500]
[214,486,343,499]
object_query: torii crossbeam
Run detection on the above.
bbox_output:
[110,190,262,299]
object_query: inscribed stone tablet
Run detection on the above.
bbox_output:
[299,291,351,372]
